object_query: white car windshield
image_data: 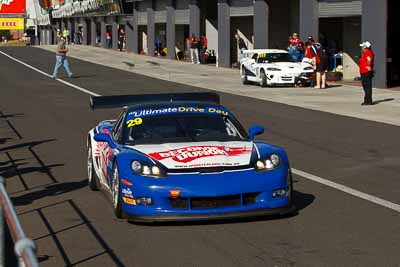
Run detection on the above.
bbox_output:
[257,53,292,63]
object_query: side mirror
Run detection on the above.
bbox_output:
[248,126,265,140]
[94,133,116,149]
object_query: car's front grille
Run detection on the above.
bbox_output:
[170,198,188,209]
[169,193,260,210]
[281,77,293,81]
[191,195,241,209]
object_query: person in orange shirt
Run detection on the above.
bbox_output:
[359,41,375,105]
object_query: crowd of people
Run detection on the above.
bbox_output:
[287,31,375,104]
[288,32,329,89]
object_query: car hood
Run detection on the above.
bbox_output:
[264,62,308,73]
[130,141,254,169]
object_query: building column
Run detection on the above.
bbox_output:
[253,0,269,49]
[112,16,119,49]
[101,17,107,48]
[61,19,66,33]
[41,27,44,44]
[52,25,57,44]
[67,18,72,36]
[48,26,53,45]
[91,18,96,46]
[81,18,88,45]
[189,0,200,37]
[217,0,230,67]
[126,2,138,53]
[299,0,318,41]
[147,3,155,56]
[73,18,79,43]
[362,0,387,88]
[166,0,176,59]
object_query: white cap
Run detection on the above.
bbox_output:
[360,41,371,49]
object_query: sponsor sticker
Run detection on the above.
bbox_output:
[148,146,251,163]
[122,188,133,199]
[122,197,136,205]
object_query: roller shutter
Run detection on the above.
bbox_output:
[230,6,253,17]
[319,0,362,18]
[175,9,189,24]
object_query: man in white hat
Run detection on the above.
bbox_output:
[359,41,374,105]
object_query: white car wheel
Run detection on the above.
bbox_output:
[260,70,268,87]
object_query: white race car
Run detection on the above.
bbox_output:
[240,49,314,87]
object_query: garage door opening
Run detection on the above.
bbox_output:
[387,0,400,87]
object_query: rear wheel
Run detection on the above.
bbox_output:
[88,144,100,191]
[259,69,268,87]
[112,164,124,219]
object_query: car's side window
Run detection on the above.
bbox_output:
[112,111,125,143]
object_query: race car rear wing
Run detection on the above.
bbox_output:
[90,92,220,110]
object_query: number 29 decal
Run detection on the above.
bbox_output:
[126,118,143,128]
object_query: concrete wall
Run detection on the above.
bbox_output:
[362,0,388,88]
[206,19,218,53]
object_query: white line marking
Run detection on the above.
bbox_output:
[292,168,400,213]
[1,49,399,213]
[0,50,100,97]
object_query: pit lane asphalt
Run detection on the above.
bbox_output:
[0,46,399,267]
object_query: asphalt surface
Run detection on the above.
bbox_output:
[0,46,399,267]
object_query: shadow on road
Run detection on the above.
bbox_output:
[19,199,126,266]
[0,139,56,153]
[131,190,315,227]
[11,180,87,206]
[372,98,395,105]
[0,137,12,145]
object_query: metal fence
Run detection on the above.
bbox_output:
[0,176,39,267]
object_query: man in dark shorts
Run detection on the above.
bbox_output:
[311,42,327,89]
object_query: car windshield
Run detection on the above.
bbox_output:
[125,114,247,145]
[257,53,292,63]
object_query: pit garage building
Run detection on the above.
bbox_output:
[35,0,400,88]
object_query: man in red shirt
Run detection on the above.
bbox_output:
[359,41,375,105]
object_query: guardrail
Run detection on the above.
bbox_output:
[0,176,39,267]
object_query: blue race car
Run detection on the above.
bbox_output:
[87,93,295,222]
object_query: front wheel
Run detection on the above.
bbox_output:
[112,164,124,219]
[88,144,100,191]
[241,66,249,85]
[259,70,268,87]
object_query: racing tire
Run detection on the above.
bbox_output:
[241,66,249,85]
[88,144,100,191]
[112,163,125,219]
[259,69,268,88]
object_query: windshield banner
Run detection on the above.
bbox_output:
[127,106,230,120]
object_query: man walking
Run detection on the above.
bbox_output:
[52,37,73,79]
[359,41,375,105]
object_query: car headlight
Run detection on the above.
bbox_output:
[267,67,282,71]
[255,154,281,171]
[131,160,166,178]
[303,66,313,71]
